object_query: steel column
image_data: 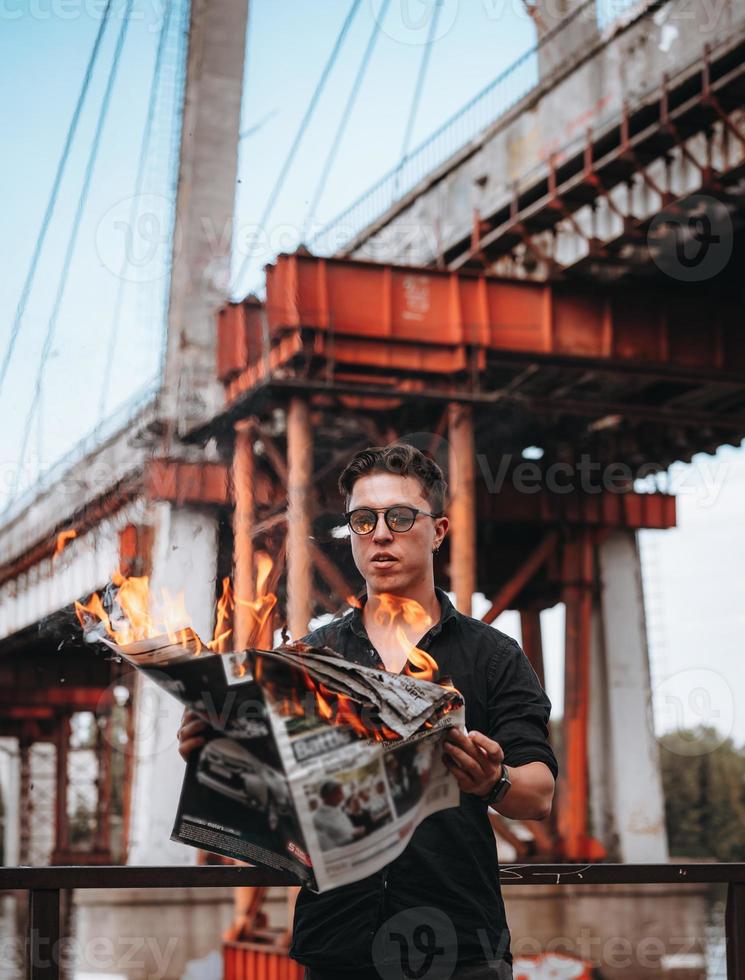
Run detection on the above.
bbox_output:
[286,397,313,639]
[559,530,596,860]
[233,419,256,649]
[520,609,546,688]
[447,403,476,615]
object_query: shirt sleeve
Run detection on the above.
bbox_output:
[486,638,559,780]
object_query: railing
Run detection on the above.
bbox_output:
[1,863,743,979]
[309,0,648,256]
[0,375,160,528]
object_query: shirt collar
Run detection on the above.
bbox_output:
[344,586,458,640]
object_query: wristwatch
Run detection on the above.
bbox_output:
[481,763,511,807]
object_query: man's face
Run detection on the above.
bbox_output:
[346,472,448,596]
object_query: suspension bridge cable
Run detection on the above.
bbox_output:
[13,0,135,501]
[393,0,444,198]
[229,0,364,298]
[0,0,115,397]
[301,0,392,243]
[95,0,176,427]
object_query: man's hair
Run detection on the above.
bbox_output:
[338,444,448,515]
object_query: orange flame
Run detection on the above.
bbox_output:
[54,529,77,557]
[206,578,234,653]
[75,571,202,650]
[234,551,277,649]
[75,548,279,656]
[371,593,438,682]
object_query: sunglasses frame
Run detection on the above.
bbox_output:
[344,505,442,535]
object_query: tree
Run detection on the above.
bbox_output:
[659,726,745,861]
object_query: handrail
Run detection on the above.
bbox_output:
[1,862,744,890]
[3,863,744,979]
[0,375,160,527]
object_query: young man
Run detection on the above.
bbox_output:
[179,444,558,980]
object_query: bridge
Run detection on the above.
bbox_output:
[1,0,743,975]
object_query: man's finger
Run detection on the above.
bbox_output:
[469,731,504,764]
[446,730,491,774]
[443,742,484,781]
[180,719,209,739]
[179,736,206,760]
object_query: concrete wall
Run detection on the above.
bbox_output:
[503,881,717,979]
[347,0,744,267]
[72,886,235,980]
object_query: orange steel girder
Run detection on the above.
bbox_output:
[218,253,745,414]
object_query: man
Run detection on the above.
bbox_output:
[313,780,365,850]
[179,444,558,980]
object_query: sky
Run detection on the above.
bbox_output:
[1,0,743,746]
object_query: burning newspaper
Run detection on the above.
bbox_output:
[83,621,464,892]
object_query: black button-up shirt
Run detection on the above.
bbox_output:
[290,587,559,973]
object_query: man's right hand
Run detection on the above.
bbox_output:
[178,708,209,761]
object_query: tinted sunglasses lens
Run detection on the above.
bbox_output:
[349,510,376,534]
[386,507,415,531]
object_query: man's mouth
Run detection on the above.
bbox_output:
[371,554,398,567]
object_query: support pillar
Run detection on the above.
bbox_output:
[0,738,21,865]
[233,420,256,649]
[519,609,545,688]
[447,403,476,615]
[597,530,668,862]
[52,717,70,862]
[160,0,250,435]
[127,503,219,865]
[286,398,313,639]
[558,530,602,860]
[18,739,31,866]
[587,602,616,855]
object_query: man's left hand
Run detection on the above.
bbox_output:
[443,728,504,797]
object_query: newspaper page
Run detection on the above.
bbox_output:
[113,637,316,883]
[108,635,465,892]
[251,645,465,893]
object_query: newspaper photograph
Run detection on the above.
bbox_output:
[87,629,465,892]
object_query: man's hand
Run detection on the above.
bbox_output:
[442,728,504,798]
[178,708,209,761]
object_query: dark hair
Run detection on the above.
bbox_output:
[338,444,448,515]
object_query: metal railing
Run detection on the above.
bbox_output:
[0,376,160,528]
[310,0,647,256]
[1,862,743,979]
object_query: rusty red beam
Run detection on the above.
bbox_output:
[481,531,559,624]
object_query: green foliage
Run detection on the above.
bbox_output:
[659,726,745,861]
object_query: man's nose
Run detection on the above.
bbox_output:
[371,512,393,541]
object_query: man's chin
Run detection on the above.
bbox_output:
[368,563,404,580]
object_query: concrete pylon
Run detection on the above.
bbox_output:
[127,0,249,862]
[127,504,219,864]
[590,530,669,862]
[161,0,250,437]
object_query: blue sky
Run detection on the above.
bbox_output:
[1,0,743,746]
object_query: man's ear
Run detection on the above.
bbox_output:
[436,516,449,545]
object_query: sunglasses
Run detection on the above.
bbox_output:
[345,505,442,535]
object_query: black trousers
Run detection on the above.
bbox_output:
[303,960,514,980]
